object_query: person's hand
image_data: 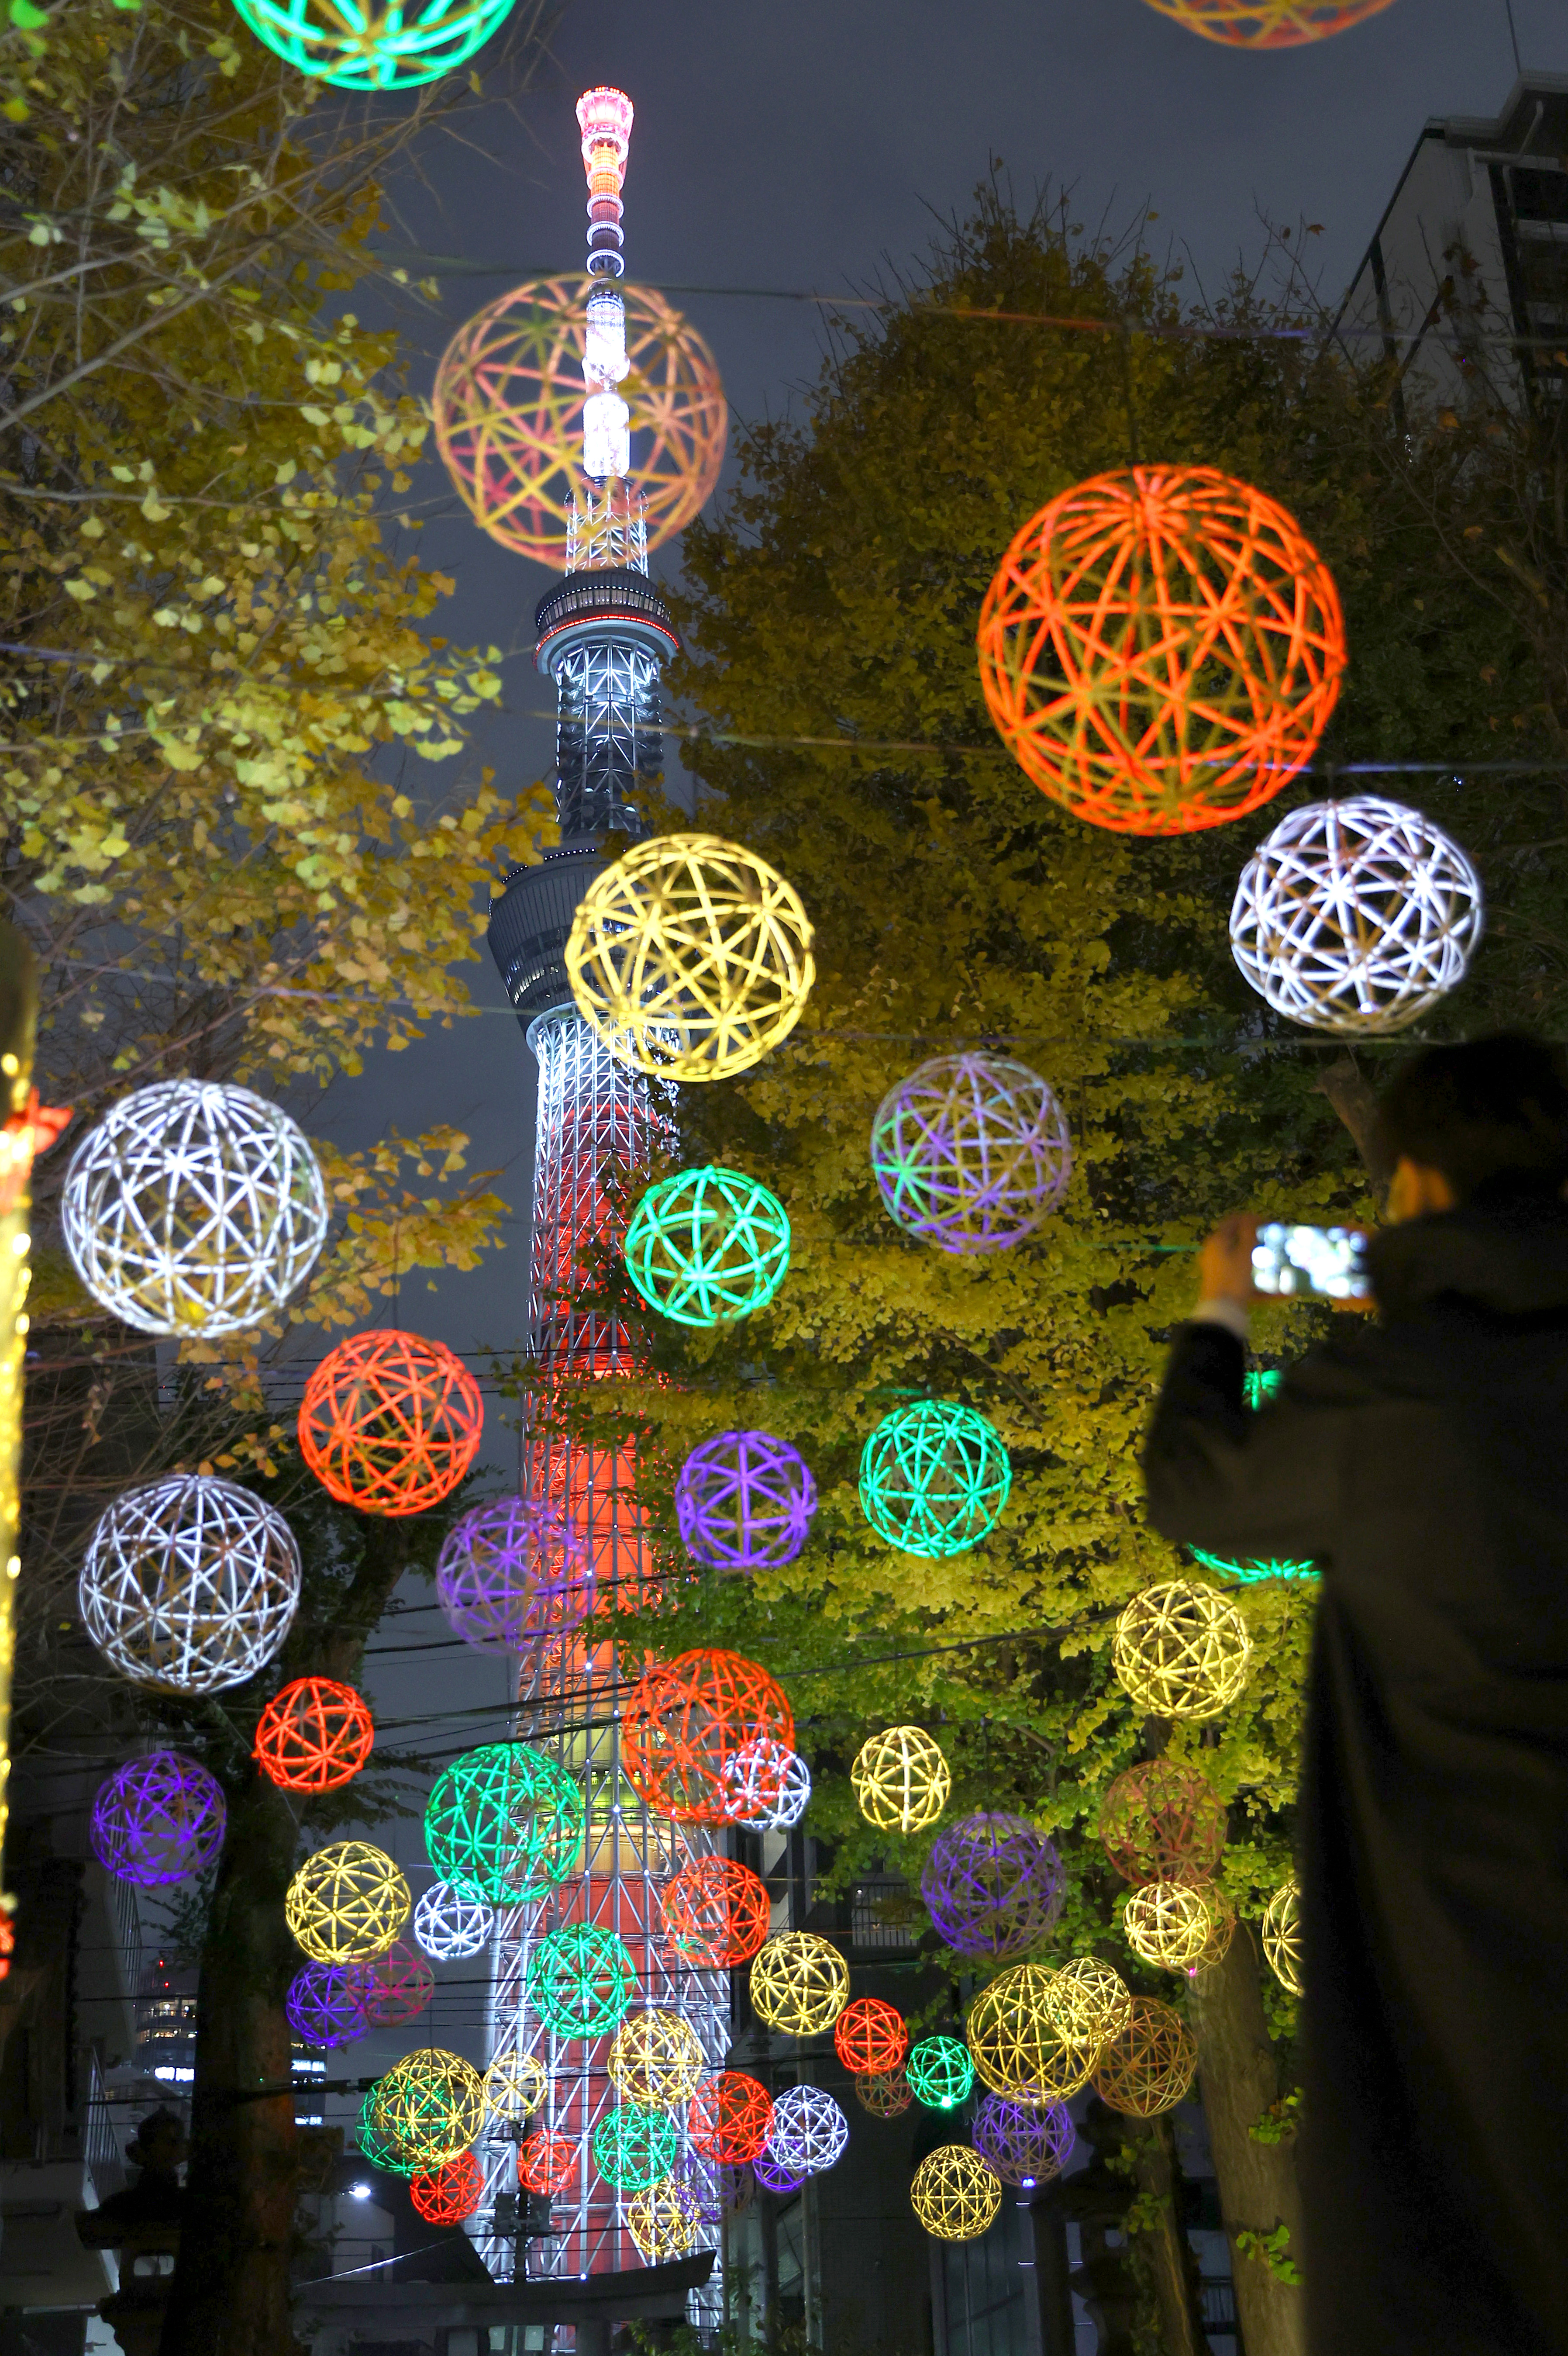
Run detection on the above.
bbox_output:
[1196,1213,1260,1308]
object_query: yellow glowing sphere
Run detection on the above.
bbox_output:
[1123,1879,1235,1976]
[850,1725,951,1835]
[371,2046,487,2170]
[565,833,816,1083]
[910,2145,1003,2242]
[965,1964,1095,2103]
[284,1840,410,1964]
[608,2009,706,2108]
[626,2173,704,2263]
[1141,0,1397,46]
[748,1931,849,2038]
[1262,1877,1303,1997]
[1047,1956,1134,2047]
[483,2046,549,2123]
[1092,1997,1199,2118]
[1111,1580,1252,1721]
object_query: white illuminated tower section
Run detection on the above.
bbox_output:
[482,88,729,2303]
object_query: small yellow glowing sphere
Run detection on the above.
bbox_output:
[1111,1580,1252,1720]
[626,2173,704,2263]
[608,2010,706,2108]
[1262,1877,1303,1997]
[748,1931,849,2038]
[371,2047,487,2170]
[910,2145,1003,2242]
[565,833,815,1083]
[1092,1998,1199,2118]
[850,1726,951,1834]
[1047,1956,1134,2047]
[284,1840,410,1964]
[965,1964,1094,2103]
[483,2047,549,2123]
[1122,1879,1235,1975]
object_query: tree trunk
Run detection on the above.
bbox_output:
[1127,2117,1206,2356]
[1316,1053,1394,1189]
[1187,1930,1306,2356]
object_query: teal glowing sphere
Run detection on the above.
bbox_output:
[358,2089,416,2176]
[592,2102,679,2190]
[1194,1367,1318,1582]
[905,2035,976,2111]
[623,1166,790,1328]
[229,0,517,89]
[424,1743,584,1904]
[858,1400,1010,1558]
[525,1924,636,2038]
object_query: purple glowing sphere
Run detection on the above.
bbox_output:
[90,1751,227,1887]
[675,1430,818,1574]
[920,1811,1065,1961]
[752,2148,807,2196]
[286,1960,371,2051]
[436,1494,594,1654]
[870,1053,1072,1255]
[972,2093,1075,2189]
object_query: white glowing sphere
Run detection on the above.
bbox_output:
[722,1738,812,1832]
[413,1880,496,1962]
[79,1474,301,1694]
[62,1080,328,1336]
[765,2083,848,2177]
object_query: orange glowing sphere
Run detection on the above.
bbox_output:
[409,2151,483,2224]
[624,1649,794,1823]
[658,1855,772,1968]
[977,466,1345,836]
[298,1330,483,1518]
[1142,0,1396,44]
[254,1677,374,1793]
[518,2129,576,2195]
[833,1997,910,2078]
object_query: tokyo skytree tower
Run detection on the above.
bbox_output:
[479,89,729,2293]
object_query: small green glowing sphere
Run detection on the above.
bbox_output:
[229,0,516,90]
[858,1400,1010,1558]
[526,1924,636,2038]
[906,2035,976,2111]
[424,1743,584,1904]
[1193,1368,1318,1582]
[623,1166,790,1328]
[591,2102,679,2190]
[358,2090,416,2176]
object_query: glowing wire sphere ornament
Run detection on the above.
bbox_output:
[1263,1878,1304,1997]
[434,279,726,564]
[1141,0,1396,45]
[713,2164,755,2221]
[627,2175,704,2263]
[526,1923,636,2038]
[624,1649,794,1822]
[1229,795,1484,1036]
[676,1430,818,1572]
[833,1998,909,2078]
[358,2093,415,2178]
[90,1752,226,1887]
[1093,1998,1200,2117]
[410,2150,484,2225]
[752,2149,806,2196]
[977,466,1345,836]
[435,1494,595,1652]
[911,2147,1003,2243]
[906,2036,975,2112]
[765,2085,848,2178]
[658,1854,772,1968]
[1098,1759,1228,1886]
[1192,1539,1318,1585]
[424,1743,585,1903]
[1048,1958,1134,2048]
[1123,1879,1236,1975]
[920,1811,1065,1961]
[721,1738,812,1834]
[230,0,517,87]
[748,1932,849,2038]
[623,1167,791,1330]
[858,1401,1010,1558]
[80,1474,301,1696]
[485,2049,549,2125]
[299,1330,483,1518]
[286,1961,369,2052]
[371,2048,486,2171]
[518,2131,576,2194]
[689,2073,775,2165]
[285,1842,411,1965]
[871,1054,1072,1254]
[592,2103,679,2192]
[364,1941,436,2029]
[1112,1582,1252,1721]
[973,2094,1075,2189]
[414,1882,495,1963]
[850,1725,952,1834]
[567,834,815,1083]
[608,2009,705,2107]
[254,1677,374,1793]
[965,1965,1096,2104]
[60,1080,327,1337]
[856,2069,913,2119]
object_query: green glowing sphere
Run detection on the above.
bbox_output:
[229,0,517,89]
[623,1166,790,1328]
[858,1400,1010,1558]
[591,2101,679,2190]
[424,1743,584,1904]
[906,2035,976,2111]
[358,2090,416,2176]
[525,1923,636,2038]
[1193,1367,1318,1582]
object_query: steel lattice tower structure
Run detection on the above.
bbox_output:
[479,88,729,2301]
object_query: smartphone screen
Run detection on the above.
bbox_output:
[1251,1222,1370,1302]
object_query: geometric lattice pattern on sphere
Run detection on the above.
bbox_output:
[1229,795,1484,1036]
[748,1932,849,2038]
[689,2072,774,2164]
[566,833,816,1083]
[485,2050,549,2125]
[626,2175,704,2263]
[721,1738,812,1835]
[435,1493,595,1653]
[976,466,1345,836]
[90,1752,227,1888]
[285,1842,411,1966]
[851,1726,951,1835]
[905,2036,975,2111]
[230,0,516,87]
[298,1330,484,1518]
[910,2146,1003,2243]
[972,2093,1076,2189]
[859,1401,1011,1559]
[623,1167,791,1330]
[657,1855,772,1968]
[920,1810,1066,1960]
[965,1964,1095,2104]
[370,2048,487,2172]
[1141,0,1396,45]
[1098,1759,1228,1886]
[765,2084,848,2178]
[675,1430,818,1572]
[286,1961,370,2052]
[1122,1878,1235,1976]
[1262,1877,1304,1997]
[591,2104,680,2192]
[623,1649,794,1823]
[364,1942,436,2030]
[254,1678,375,1793]
[1112,1581,1252,1721]
[415,1883,496,1964]
[1047,1957,1134,2048]
[410,2151,485,2225]
[527,1924,637,2039]
[79,1474,302,1696]
[1092,1998,1200,2118]
[60,1081,328,1337]
[607,2010,704,2107]
[424,1744,585,1905]
[833,1999,910,2079]
[855,2068,913,2119]
[870,1053,1072,1254]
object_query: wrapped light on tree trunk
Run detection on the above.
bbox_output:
[80,1475,300,1696]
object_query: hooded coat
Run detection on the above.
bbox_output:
[1141,1196,1568,2356]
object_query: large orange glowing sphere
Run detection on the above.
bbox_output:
[1142,0,1396,44]
[433,275,726,564]
[624,1649,794,1823]
[976,466,1345,836]
[298,1330,483,1517]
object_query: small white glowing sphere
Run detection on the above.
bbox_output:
[80,1474,301,1694]
[765,2083,848,2177]
[413,1881,496,1962]
[722,1738,811,1832]
[1230,796,1483,1035]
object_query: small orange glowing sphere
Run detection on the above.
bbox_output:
[518,2130,576,2195]
[410,2151,482,2225]
[1141,0,1396,44]
[299,1330,483,1517]
[254,1677,374,1793]
[833,1997,910,2078]
[977,466,1345,836]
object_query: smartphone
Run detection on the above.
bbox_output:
[1251,1222,1370,1302]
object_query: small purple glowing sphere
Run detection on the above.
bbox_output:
[436,1494,594,1653]
[675,1430,818,1574]
[920,1811,1065,1961]
[870,1053,1072,1255]
[752,2148,806,2196]
[90,1751,226,1887]
[972,2093,1075,2188]
[286,1960,371,2051]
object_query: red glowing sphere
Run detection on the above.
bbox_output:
[410,2150,482,2224]
[833,1996,910,2078]
[624,1649,794,1822]
[658,1856,772,1968]
[689,2071,775,2165]
[254,1677,374,1793]
[299,1330,483,1518]
[518,2130,576,2196]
